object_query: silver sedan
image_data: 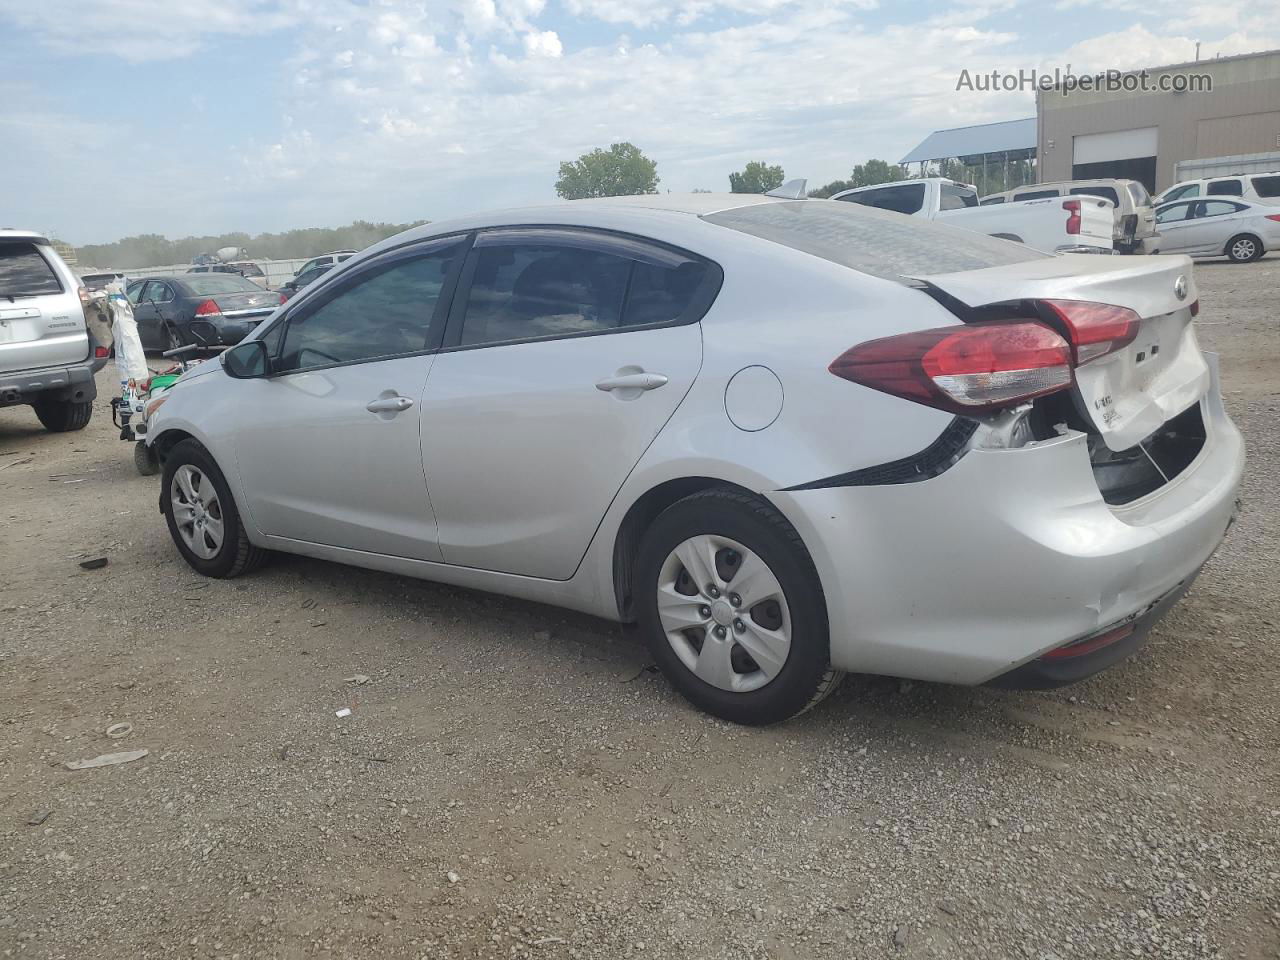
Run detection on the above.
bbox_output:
[1154,197,1280,262]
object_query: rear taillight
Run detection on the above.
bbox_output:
[194,299,222,317]
[1041,622,1135,660]
[94,345,110,359]
[829,321,1073,415]
[1266,214,1280,222]
[1041,299,1140,364]
[1063,199,1081,235]
[279,293,288,304]
[77,285,91,307]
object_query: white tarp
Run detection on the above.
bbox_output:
[106,281,148,384]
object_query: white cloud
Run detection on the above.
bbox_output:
[523,29,563,57]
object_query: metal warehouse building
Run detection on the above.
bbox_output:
[1036,48,1280,193]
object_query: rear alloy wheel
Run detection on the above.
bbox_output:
[1226,234,1261,263]
[33,398,93,432]
[636,489,842,725]
[161,439,267,578]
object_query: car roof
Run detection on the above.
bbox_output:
[0,228,50,243]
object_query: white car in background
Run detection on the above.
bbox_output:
[1155,172,1280,207]
[830,177,1115,254]
[980,178,1158,254]
[145,194,1242,724]
[1154,197,1280,262]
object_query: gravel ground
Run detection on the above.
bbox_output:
[2,256,1278,960]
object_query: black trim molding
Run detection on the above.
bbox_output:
[783,417,978,490]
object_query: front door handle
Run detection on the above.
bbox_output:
[595,372,669,393]
[366,396,414,413]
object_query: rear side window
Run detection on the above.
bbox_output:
[0,243,62,297]
[1200,200,1244,217]
[703,200,1046,282]
[1070,186,1120,205]
[1126,181,1151,206]
[837,183,926,215]
[940,184,978,210]
[1251,175,1280,198]
[1207,179,1243,196]
[453,231,714,348]
[1013,190,1059,201]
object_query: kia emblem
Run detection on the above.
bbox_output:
[1174,275,1188,300]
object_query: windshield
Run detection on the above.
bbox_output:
[1070,186,1120,205]
[183,275,264,295]
[0,242,63,297]
[703,200,1046,282]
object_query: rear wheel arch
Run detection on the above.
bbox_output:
[613,477,759,621]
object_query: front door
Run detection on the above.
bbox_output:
[1154,201,1198,254]
[419,227,716,580]
[231,237,466,560]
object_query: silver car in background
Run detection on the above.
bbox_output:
[1154,197,1280,262]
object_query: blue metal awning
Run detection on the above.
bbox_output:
[900,118,1036,164]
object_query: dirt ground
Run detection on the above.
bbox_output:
[2,256,1278,960]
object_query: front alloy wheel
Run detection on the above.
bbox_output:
[161,438,268,578]
[657,534,791,693]
[170,464,224,560]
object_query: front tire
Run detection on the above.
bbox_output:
[161,439,267,578]
[33,397,93,432]
[635,489,842,725]
[1226,233,1262,263]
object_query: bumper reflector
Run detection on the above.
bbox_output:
[1041,622,1136,661]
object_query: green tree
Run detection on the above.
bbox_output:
[808,179,853,198]
[728,161,785,194]
[850,159,904,187]
[555,142,659,200]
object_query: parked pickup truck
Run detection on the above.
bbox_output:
[830,178,1115,254]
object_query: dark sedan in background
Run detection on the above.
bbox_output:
[125,274,283,352]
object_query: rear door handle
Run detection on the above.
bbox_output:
[366,396,414,413]
[595,373,669,392]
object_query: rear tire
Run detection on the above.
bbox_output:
[164,323,185,353]
[1226,233,1262,263]
[33,397,93,433]
[133,442,160,476]
[635,488,842,725]
[161,439,268,578]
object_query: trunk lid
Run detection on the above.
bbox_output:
[211,290,279,318]
[911,253,1208,450]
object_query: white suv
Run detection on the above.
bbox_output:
[0,230,108,431]
[1155,173,1280,206]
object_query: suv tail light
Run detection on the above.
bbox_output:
[1063,199,1081,235]
[1040,299,1140,364]
[829,321,1073,415]
[194,299,222,317]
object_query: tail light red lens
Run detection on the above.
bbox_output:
[829,321,1073,415]
[94,345,110,359]
[1266,214,1280,222]
[1041,622,1135,660]
[1040,299,1140,364]
[193,299,222,317]
[1063,198,1081,235]
[279,292,288,304]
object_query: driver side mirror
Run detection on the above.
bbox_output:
[222,339,270,379]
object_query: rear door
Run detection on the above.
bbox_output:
[418,227,716,579]
[1195,200,1249,255]
[0,239,87,374]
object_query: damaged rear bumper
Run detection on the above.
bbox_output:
[769,355,1244,686]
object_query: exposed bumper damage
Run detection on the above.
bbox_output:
[770,353,1243,686]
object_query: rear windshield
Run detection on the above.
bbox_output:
[702,200,1046,282]
[1251,175,1280,198]
[940,183,979,210]
[0,242,63,297]
[1014,189,1060,201]
[182,275,263,295]
[1070,186,1120,205]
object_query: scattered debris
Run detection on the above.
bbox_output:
[937,900,960,917]
[893,925,909,949]
[343,674,372,685]
[64,748,149,771]
[446,871,461,884]
[105,722,133,739]
[27,810,53,826]
[301,598,318,609]
[79,557,109,570]
[114,679,136,690]
[533,937,565,946]
[0,457,33,470]
[278,743,291,761]
[620,664,658,683]
[335,708,352,718]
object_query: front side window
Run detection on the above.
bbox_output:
[454,233,713,348]
[0,242,62,297]
[1251,175,1280,198]
[143,280,174,302]
[1156,202,1195,223]
[126,281,145,304]
[838,183,926,215]
[278,244,459,372]
[1207,179,1243,196]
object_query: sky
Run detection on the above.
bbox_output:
[1,0,1275,245]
